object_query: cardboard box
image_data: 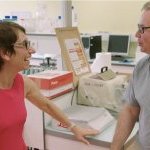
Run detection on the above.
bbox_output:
[28,70,74,99]
[55,27,91,87]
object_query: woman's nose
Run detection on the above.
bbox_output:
[28,47,36,54]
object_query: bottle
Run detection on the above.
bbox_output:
[11,16,18,23]
[72,6,78,27]
[57,16,63,27]
[3,16,11,22]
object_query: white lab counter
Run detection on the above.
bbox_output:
[44,91,139,150]
[89,59,135,74]
[24,87,138,150]
[111,61,135,74]
[45,121,138,150]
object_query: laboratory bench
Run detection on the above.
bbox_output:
[43,91,138,150]
[111,61,135,74]
[24,57,136,150]
[88,59,135,74]
[45,120,138,150]
[24,90,139,150]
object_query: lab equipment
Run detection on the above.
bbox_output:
[55,27,128,112]
[108,34,130,58]
[81,34,102,59]
[89,35,102,59]
[77,73,128,112]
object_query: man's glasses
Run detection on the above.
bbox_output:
[13,40,31,50]
[138,24,150,34]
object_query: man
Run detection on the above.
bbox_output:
[111,1,150,150]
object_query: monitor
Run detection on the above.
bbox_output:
[89,35,102,59]
[108,34,130,56]
[81,36,90,59]
[81,35,102,59]
[81,36,90,49]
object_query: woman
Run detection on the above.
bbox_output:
[0,22,98,150]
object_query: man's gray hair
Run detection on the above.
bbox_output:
[142,1,150,11]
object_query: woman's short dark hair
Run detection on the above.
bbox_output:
[0,21,26,70]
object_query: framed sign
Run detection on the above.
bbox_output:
[55,27,91,86]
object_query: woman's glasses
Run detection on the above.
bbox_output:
[13,40,31,50]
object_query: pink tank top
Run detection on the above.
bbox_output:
[0,73,27,150]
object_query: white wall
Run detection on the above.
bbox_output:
[0,0,146,58]
[0,1,61,20]
[0,0,148,34]
[72,0,147,34]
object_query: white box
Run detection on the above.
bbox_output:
[28,70,74,99]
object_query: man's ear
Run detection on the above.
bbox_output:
[0,49,11,61]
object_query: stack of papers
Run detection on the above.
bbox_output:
[51,105,115,133]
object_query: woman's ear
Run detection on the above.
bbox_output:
[0,49,11,61]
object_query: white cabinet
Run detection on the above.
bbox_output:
[45,134,108,150]
[24,91,74,149]
[24,99,45,149]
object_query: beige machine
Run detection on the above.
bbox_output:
[77,73,128,112]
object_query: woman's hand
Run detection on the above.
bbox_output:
[70,125,99,145]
